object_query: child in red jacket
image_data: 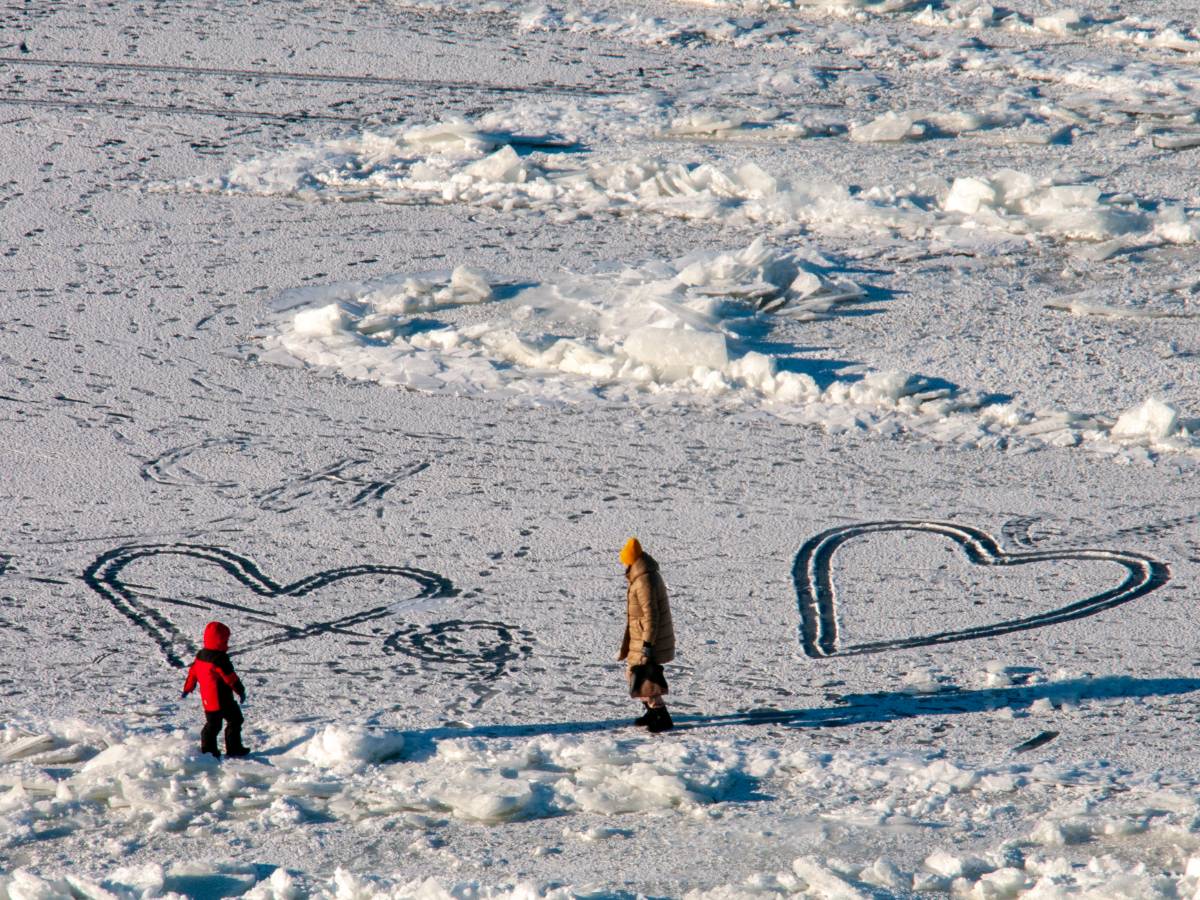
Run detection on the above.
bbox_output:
[181,621,249,758]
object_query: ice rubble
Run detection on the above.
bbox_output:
[957,42,1200,128]
[205,117,1200,460]
[1045,297,1200,321]
[912,2,1200,55]
[662,104,1053,146]
[661,110,848,143]
[411,0,894,48]
[10,855,1200,899]
[390,0,1200,152]
[264,239,1197,458]
[266,241,864,402]
[406,0,1200,73]
[10,714,1200,898]
[0,865,576,900]
[518,3,797,48]
[200,117,1200,248]
[415,0,1200,152]
[1111,397,1180,443]
[403,0,1200,151]
[676,0,1200,57]
[0,722,740,840]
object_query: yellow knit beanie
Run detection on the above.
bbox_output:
[619,537,642,567]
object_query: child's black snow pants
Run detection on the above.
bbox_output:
[200,702,244,756]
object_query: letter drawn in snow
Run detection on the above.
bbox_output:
[141,436,429,512]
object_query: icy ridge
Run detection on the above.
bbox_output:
[7,717,1200,898]
[186,119,1200,250]
[263,242,1199,460]
[397,0,1200,58]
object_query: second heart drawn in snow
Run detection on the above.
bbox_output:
[793,520,1170,658]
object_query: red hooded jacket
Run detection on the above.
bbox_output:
[182,621,245,712]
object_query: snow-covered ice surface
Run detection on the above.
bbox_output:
[6,0,1200,896]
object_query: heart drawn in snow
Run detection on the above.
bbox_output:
[84,544,456,668]
[793,520,1170,658]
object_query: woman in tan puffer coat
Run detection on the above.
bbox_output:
[617,537,675,732]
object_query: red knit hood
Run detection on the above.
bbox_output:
[203,621,231,652]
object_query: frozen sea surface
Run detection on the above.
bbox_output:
[4,0,1200,896]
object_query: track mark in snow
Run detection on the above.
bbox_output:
[793,520,1168,658]
[0,55,612,97]
[82,544,456,668]
[1091,510,1200,543]
[1012,729,1059,754]
[0,95,364,124]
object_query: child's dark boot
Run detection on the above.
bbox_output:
[224,708,248,757]
[633,703,653,727]
[200,712,222,758]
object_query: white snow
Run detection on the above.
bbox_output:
[10,0,1200,895]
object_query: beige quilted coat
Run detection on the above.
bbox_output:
[618,553,675,667]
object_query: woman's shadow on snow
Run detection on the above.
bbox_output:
[396,675,1200,759]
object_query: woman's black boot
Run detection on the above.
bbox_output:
[647,705,674,733]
